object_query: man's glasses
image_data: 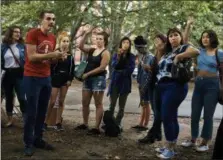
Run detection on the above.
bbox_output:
[46,17,55,21]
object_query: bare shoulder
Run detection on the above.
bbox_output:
[102,49,110,56]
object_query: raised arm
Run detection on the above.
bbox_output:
[78,26,95,54]
[183,16,194,44]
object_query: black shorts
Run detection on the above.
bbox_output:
[51,74,69,88]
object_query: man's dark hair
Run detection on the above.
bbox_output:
[199,29,219,48]
[2,25,24,44]
[134,35,147,46]
[39,10,54,19]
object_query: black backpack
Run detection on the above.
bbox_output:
[103,110,121,137]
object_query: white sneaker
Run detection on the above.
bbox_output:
[181,140,195,147]
[155,147,166,153]
[196,145,209,152]
[156,148,175,159]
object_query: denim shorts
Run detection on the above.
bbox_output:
[139,85,151,104]
[83,76,106,92]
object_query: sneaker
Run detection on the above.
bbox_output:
[42,123,48,131]
[157,148,175,159]
[75,124,88,130]
[33,139,54,150]
[137,126,148,131]
[54,123,64,131]
[181,140,196,147]
[196,145,209,152]
[155,147,166,153]
[87,128,100,135]
[131,125,142,129]
[24,146,34,156]
[101,124,106,131]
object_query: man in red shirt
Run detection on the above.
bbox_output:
[23,10,66,156]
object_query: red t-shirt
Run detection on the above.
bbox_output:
[24,28,56,77]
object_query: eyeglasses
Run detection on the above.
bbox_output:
[96,38,103,40]
[62,40,69,42]
[46,17,55,21]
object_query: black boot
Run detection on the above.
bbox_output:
[138,128,162,144]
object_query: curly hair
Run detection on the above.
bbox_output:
[2,26,24,44]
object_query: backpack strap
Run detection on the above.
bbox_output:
[9,46,22,68]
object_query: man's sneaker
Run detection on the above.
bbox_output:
[24,146,34,156]
[54,123,64,131]
[181,140,196,147]
[155,147,166,153]
[42,123,48,131]
[74,124,88,130]
[33,139,54,150]
[157,148,175,159]
[196,145,209,152]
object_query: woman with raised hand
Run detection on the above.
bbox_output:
[179,30,223,152]
[107,37,135,130]
[75,27,110,135]
[1,25,26,127]
[154,28,199,159]
[44,31,75,131]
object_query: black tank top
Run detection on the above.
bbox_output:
[84,48,107,77]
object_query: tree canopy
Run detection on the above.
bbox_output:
[1,0,223,53]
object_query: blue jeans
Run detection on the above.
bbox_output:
[23,76,51,147]
[158,82,188,142]
[191,76,219,140]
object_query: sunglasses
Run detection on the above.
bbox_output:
[46,17,55,21]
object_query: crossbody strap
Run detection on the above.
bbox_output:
[8,46,22,67]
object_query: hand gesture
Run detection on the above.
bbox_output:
[118,48,124,55]
[82,73,88,80]
[84,25,96,35]
[187,16,194,26]
[66,81,72,87]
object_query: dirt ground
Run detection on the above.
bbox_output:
[1,108,220,160]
